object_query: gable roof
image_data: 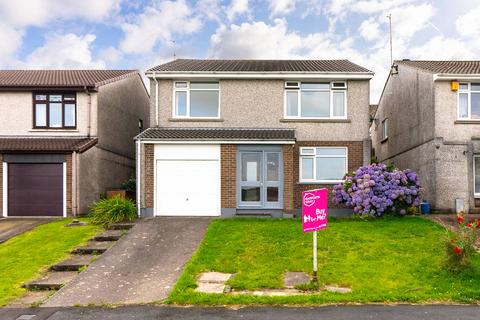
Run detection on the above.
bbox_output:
[0,70,139,90]
[147,59,373,74]
[135,127,296,142]
[395,60,480,75]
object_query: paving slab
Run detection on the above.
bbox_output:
[106,222,136,230]
[72,241,115,254]
[44,217,211,306]
[324,285,352,293]
[195,282,226,294]
[198,272,233,283]
[93,230,125,242]
[284,272,311,288]
[0,218,55,243]
[231,289,304,296]
[23,272,78,290]
[51,255,95,271]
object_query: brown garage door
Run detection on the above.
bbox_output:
[8,163,63,216]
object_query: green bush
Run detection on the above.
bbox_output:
[121,177,136,193]
[89,196,137,226]
[444,213,479,272]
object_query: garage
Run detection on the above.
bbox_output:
[155,144,220,216]
[7,163,64,217]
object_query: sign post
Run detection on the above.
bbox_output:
[302,188,328,282]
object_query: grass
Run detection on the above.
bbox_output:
[0,219,100,306]
[169,217,480,305]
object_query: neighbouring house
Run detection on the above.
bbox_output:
[0,70,150,217]
[136,59,373,218]
[371,60,480,213]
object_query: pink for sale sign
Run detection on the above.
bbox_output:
[302,188,328,233]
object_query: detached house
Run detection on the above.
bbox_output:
[371,60,480,213]
[136,59,373,217]
[0,70,150,217]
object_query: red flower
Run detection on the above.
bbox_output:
[477,219,480,229]
[454,246,462,255]
[457,215,464,224]
[467,223,473,228]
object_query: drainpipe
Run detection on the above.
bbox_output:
[72,151,78,216]
[153,72,159,127]
[84,86,92,137]
[136,140,141,217]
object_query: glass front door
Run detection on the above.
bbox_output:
[238,146,283,209]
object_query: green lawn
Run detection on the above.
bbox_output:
[169,217,480,305]
[0,219,100,306]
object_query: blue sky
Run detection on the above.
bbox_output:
[0,0,479,102]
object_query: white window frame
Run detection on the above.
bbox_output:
[458,82,480,120]
[172,81,220,119]
[474,155,480,197]
[382,118,388,140]
[284,81,347,119]
[299,146,348,184]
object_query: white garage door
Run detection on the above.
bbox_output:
[155,145,221,216]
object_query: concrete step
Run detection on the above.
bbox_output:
[107,222,135,230]
[72,241,115,254]
[23,271,78,290]
[93,229,125,242]
[7,290,54,307]
[51,255,95,271]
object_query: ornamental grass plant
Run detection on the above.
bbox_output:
[89,195,137,226]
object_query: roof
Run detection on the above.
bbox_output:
[0,70,139,90]
[395,60,480,74]
[135,128,296,141]
[0,137,98,153]
[148,59,373,74]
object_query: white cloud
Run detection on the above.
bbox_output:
[388,3,435,40]
[359,18,382,41]
[120,0,202,54]
[196,0,223,22]
[226,0,250,21]
[0,22,24,68]
[23,33,105,69]
[409,36,476,60]
[456,6,480,38]
[268,0,297,17]
[0,0,120,27]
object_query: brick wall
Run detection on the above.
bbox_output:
[144,144,154,208]
[66,154,73,216]
[0,154,2,216]
[293,141,363,209]
[221,144,236,208]
[283,145,294,214]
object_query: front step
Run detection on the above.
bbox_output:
[23,271,78,290]
[107,222,135,230]
[51,254,95,271]
[72,241,115,254]
[94,230,124,242]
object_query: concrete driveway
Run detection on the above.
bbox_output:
[44,217,211,306]
[0,218,55,243]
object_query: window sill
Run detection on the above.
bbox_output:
[29,129,79,132]
[298,181,344,185]
[380,137,388,144]
[455,120,480,124]
[168,118,224,122]
[281,118,350,123]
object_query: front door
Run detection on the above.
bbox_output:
[237,146,283,209]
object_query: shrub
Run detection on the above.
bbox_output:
[444,212,479,272]
[89,196,137,226]
[332,163,421,216]
[121,178,136,193]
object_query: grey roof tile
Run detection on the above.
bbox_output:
[0,137,98,153]
[136,128,296,141]
[395,60,480,74]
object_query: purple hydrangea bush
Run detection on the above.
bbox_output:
[332,163,421,216]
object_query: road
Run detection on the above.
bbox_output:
[2,305,480,320]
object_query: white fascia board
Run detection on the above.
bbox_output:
[139,140,295,145]
[145,72,374,80]
[434,74,480,81]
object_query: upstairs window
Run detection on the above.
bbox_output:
[173,81,219,118]
[284,82,347,119]
[458,83,480,120]
[33,93,76,129]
